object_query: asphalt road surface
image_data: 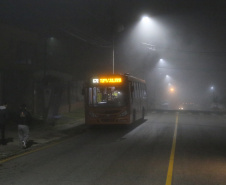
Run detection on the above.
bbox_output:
[1,111,226,185]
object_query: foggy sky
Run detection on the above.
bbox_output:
[0,0,226,107]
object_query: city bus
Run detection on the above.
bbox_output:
[83,73,148,125]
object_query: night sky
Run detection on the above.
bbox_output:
[1,0,226,107]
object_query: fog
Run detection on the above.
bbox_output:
[0,1,225,110]
[112,13,226,110]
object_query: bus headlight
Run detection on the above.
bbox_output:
[120,110,128,117]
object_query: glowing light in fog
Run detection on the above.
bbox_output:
[141,16,151,23]
[170,88,175,92]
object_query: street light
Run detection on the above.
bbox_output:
[159,58,164,62]
[141,16,151,23]
[169,87,175,93]
[210,85,218,108]
[113,39,115,74]
[130,15,153,43]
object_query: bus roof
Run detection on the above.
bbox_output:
[126,75,146,84]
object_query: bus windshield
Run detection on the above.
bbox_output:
[88,86,127,107]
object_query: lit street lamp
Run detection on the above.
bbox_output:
[210,85,218,109]
[169,87,175,93]
[141,16,151,23]
[159,58,164,63]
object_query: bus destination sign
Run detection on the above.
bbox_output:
[92,77,122,84]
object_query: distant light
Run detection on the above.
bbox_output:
[170,88,175,92]
[141,16,151,23]
[159,59,164,62]
[211,86,214,90]
[47,37,58,45]
[50,37,55,41]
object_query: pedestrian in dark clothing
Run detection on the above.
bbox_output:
[0,102,8,145]
[17,104,32,148]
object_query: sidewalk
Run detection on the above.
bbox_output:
[0,116,85,161]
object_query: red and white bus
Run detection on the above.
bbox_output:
[83,74,147,125]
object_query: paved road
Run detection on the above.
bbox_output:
[1,111,226,185]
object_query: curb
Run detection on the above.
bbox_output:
[0,121,86,162]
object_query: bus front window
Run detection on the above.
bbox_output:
[89,86,126,107]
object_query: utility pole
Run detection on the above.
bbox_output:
[113,39,114,74]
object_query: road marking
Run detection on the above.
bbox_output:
[0,140,65,164]
[165,112,179,185]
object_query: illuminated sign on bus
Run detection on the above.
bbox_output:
[92,78,122,84]
[92,79,99,83]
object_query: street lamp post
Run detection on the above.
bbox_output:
[113,39,115,74]
[112,23,125,74]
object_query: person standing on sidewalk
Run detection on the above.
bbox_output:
[17,104,32,148]
[0,102,8,145]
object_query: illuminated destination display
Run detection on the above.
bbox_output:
[92,77,122,84]
[93,79,99,83]
[100,78,122,83]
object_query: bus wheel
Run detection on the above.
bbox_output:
[133,110,136,122]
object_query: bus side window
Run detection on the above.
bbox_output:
[137,83,139,98]
[133,82,135,99]
[130,82,134,101]
[144,85,147,98]
[141,84,143,98]
[142,84,145,98]
[93,87,97,104]
[140,84,143,98]
[134,82,137,98]
[138,83,141,98]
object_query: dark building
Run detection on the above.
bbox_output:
[0,23,84,121]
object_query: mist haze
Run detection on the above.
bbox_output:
[0,0,225,110]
